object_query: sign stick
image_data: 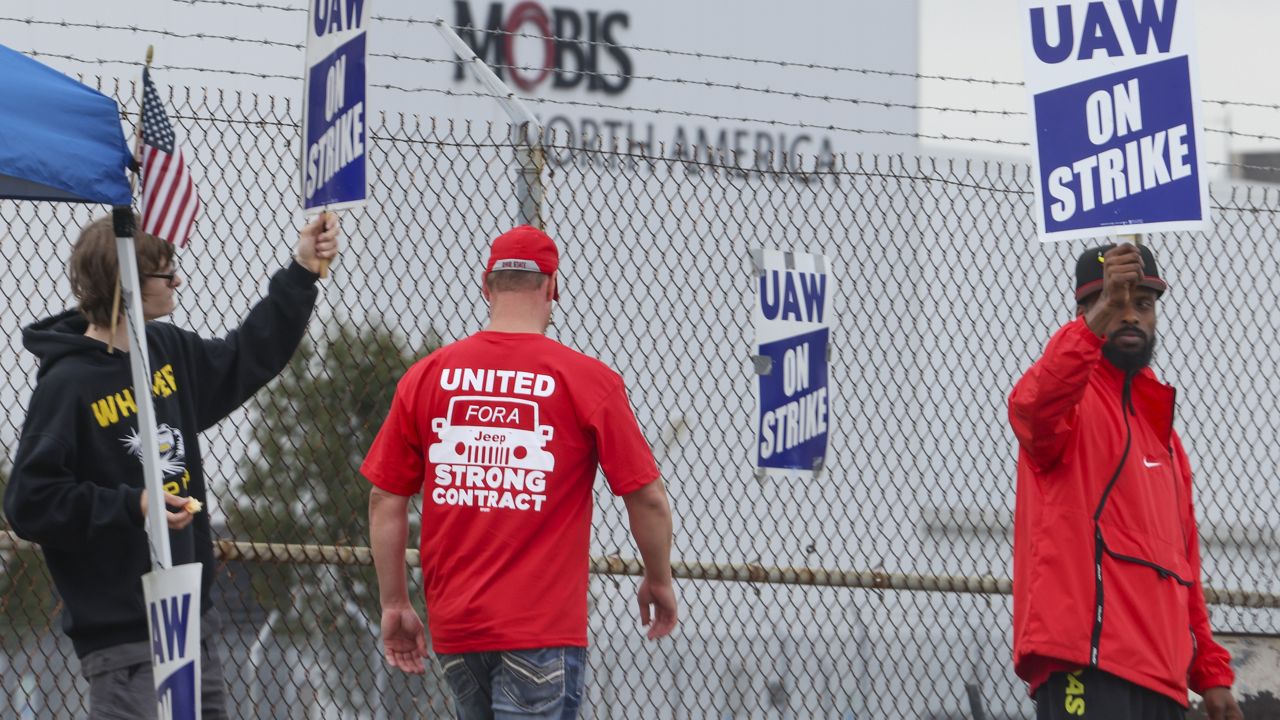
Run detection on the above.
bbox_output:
[316,204,331,278]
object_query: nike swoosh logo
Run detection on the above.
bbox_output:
[1143,459,1161,468]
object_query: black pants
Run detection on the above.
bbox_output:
[1035,668,1185,720]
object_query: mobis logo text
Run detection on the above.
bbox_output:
[453,1,632,94]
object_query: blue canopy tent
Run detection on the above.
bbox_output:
[0,42,131,205]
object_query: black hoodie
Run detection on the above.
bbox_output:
[4,261,318,658]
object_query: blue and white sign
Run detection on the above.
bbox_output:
[753,249,831,478]
[1022,0,1209,242]
[301,0,369,211]
[142,563,203,720]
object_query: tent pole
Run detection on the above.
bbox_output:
[113,207,173,569]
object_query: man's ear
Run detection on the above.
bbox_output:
[480,272,491,302]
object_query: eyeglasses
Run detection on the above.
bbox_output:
[144,270,179,287]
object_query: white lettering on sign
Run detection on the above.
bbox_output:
[1046,123,1190,222]
[325,55,346,122]
[304,100,365,200]
[782,343,810,398]
[1085,79,1143,145]
[758,387,829,460]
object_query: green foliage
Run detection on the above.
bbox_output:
[0,450,59,640]
[227,320,437,633]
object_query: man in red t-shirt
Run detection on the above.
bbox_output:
[362,225,677,719]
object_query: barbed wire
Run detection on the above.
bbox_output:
[373,83,1033,147]
[1204,127,1280,142]
[450,24,1023,86]
[1203,98,1280,112]
[1207,160,1280,173]
[22,49,300,82]
[174,0,305,11]
[15,41,1280,149]
[23,47,1280,150]
[373,54,1028,118]
[0,16,304,50]
[168,1,1023,87]
[369,53,1276,117]
[18,41,1027,119]
[27,7,1280,114]
[9,41,1028,146]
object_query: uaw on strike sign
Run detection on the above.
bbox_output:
[752,249,831,479]
[143,563,202,720]
[1023,0,1208,241]
[301,0,369,211]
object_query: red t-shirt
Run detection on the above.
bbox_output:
[361,331,659,653]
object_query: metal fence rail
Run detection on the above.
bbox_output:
[2,80,1279,719]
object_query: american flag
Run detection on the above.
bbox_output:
[139,68,199,246]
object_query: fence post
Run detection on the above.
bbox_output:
[432,19,545,229]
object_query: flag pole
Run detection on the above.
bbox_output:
[127,52,205,716]
[117,45,173,570]
[107,45,154,354]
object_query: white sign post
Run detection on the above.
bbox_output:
[1022,0,1209,242]
[751,248,832,479]
[113,209,204,719]
[301,0,370,212]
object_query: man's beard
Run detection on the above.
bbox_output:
[1102,330,1156,372]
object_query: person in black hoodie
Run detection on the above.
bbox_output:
[4,211,340,719]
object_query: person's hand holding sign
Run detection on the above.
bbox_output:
[1084,242,1145,338]
[295,211,341,277]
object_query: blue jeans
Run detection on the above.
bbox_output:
[437,647,586,720]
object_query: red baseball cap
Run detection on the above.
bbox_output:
[484,225,560,299]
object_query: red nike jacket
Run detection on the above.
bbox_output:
[1009,317,1234,705]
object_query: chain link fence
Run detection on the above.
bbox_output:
[2,79,1279,719]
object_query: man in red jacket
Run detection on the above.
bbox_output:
[1009,243,1242,720]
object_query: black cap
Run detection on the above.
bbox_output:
[1075,244,1168,303]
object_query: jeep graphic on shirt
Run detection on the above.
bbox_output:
[428,395,555,512]
[429,396,555,470]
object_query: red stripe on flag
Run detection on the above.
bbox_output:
[144,151,179,237]
[142,154,169,234]
[164,156,197,245]
[166,181,195,247]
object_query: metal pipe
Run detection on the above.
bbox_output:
[3,531,1275,607]
[431,18,544,228]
